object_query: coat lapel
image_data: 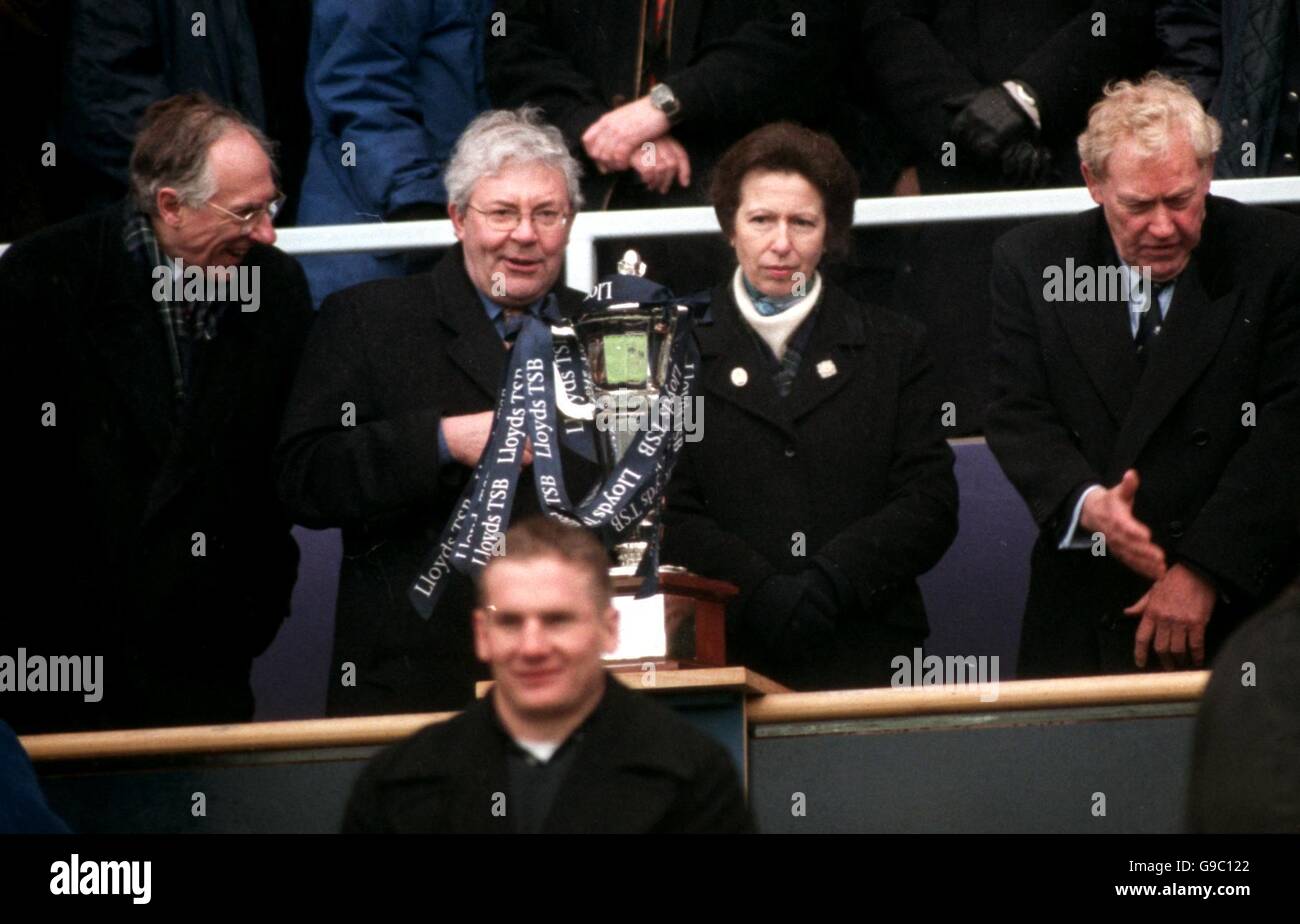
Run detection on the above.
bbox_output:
[82,224,180,462]
[1053,217,1142,425]
[785,285,869,423]
[143,298,259,521]
[696,287,795,439]
[434,246,511,400]
[1112,251,1237,467]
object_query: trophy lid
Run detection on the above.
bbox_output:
[617,249,647,277]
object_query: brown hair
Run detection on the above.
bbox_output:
[477,516,614,609]
[710,121,858,258]
[129,91,277,215]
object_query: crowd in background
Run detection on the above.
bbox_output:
[3,0,1297,434]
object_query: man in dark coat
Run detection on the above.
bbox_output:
[276,108,595,716]
[985,75,1300,677]
[1,94,312,733]
[342,516,753,833]
[55,0,266,216]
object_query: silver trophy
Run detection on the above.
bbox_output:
[562,251,734,665]
[573,250,686,574]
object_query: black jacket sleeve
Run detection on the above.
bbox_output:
[985,234,1104,530]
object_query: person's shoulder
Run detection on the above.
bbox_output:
[821,276,927,345]
[0,205,120,271]
[993,207,1099,260]
[365,702,490,780]
[600,679,734,774]
[555,284,589,316]
[1204,195,1300,262]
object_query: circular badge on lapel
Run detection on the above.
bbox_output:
[730,367,749,387]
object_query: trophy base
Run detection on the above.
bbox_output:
[603,569,736,667]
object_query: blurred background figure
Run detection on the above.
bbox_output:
[1158,0,1300,178]
[296,0,491,306]
[486,0,864,292]
[844,0,1160,434]
[55,0,268,216]
[664,123,958,691]
[0,721,70,834]
[0,0,67,241]
[1188,580,1300,832]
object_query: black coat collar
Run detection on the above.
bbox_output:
[374,675,700,832]
[695,276,870,436]
[429,244,587,400]
[1055,197,1241,461]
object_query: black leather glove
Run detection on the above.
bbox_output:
[745,571,838,657]
[947,84,1038,165]
[1000,139,1054,188]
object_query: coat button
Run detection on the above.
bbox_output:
[784,446,796,459]
[1169,520,1185,538]
[1191,428,1210,446]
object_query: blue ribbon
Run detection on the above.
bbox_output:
[408,279,708,619]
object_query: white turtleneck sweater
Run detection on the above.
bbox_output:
[731,267,822,360]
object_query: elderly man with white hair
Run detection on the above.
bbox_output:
[276,107,595,716]
[985,73,1300,678]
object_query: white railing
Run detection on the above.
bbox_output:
[5,177,1298,289]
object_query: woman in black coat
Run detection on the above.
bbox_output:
[662,122,959,690]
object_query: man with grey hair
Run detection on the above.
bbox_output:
[985,73,1300,678]
[276,107,596,715]
[0,92,313,733]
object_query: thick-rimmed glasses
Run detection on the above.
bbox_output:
[207,194,287,233]
[467,203,569,232]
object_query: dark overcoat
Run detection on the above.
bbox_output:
[342,676,755,833]
[663,277,959,690]
[275,246,590,715]
[985,195,1300,675]
[0,203,312,732]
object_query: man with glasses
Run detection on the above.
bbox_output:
[277,108,598,717]
[342,516,753,833]
[0,93,313,732]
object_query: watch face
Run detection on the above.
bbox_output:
[653,84,678,114]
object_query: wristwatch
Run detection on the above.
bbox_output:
[1001,79,1042,130]
[649,82,683,125]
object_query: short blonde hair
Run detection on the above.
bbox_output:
[1077,72,1221,178]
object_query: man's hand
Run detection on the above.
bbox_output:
[441,412,534,469]
[1079,469,1167,581]
[581,97,671,174]
[631,134,691,194]
[1124,563,1217,669]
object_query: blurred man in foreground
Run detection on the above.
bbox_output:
[342,516,753,833]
